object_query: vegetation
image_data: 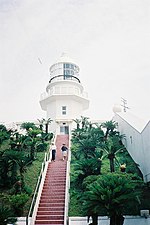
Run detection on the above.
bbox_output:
[0,119,53,224]
[69,117,149,225]
[1,116,149,225]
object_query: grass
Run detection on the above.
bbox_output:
[23,152,46,215]
[25,152,45,189]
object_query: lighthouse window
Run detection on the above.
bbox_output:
[62,106,67,115]
[64,63,70,68]
[64,70,70,75]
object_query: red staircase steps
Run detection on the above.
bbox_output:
[34,135,69,225]
[35,220,64,224]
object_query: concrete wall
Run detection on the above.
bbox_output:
[69,216,150,225]
[11,216,150,225]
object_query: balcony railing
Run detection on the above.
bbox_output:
[40,86,88,101]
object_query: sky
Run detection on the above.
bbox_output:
[0,0,150,123]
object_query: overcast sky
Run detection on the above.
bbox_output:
[0,0,150,123]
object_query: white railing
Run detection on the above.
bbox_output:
[64,137,71,225]
[40,88,88,101]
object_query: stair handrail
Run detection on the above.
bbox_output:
[26,149,51,225]
[64,136,71,225]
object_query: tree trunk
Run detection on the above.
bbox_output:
[108,155,115,172]
[88,214,98,225]
[46,123,48,134]
[91,214,98,225]
[30,145,35,160]
[110,215,124,225]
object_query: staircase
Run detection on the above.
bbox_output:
[34,134,69,225]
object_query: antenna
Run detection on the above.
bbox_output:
[38,58,42,64]
[121,98,130,112]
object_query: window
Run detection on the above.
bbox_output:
[62,106,67,115]
[63,63,76,78]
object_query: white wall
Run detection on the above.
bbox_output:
[69,216,150,225]
[142,121,150,181]
[113,113,150,182]
[15,216,150,225]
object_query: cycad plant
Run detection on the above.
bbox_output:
[102,136,125,172]
[83,173,142,225]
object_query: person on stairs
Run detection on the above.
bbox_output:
[51,142,57,162]
[61,143,68,161]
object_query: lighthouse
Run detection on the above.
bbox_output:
[40,53,89,134]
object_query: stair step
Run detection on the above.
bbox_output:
[40,196,65,200]
[47,169,66,171]
[37,211,64,215]
[46,172,66,174]
[42,189,65,192]
[45,174,66,176]
[43,185,65,188]
[41,192,65,195]
[38,207,64,211]
[46,169,66,171]
[41,192,65,196]
[45,178,66,181]
[35,220,63,224]
[43,183,66,186]
[45,177,66,180]
[39,203,65,207]
[46,175,66,177]
[44,179,66,182]
[43,184,66,189]
[36,215,64,220]
[43,186,65,189]
[40,199,64,203]
[45,178,66,180]
[42,190,65,193]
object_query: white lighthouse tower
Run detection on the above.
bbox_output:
[40,53,89,134]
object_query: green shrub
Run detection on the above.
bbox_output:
[10,193,29,216]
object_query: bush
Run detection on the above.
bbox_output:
[0,194,15,225]
[10,193,29,216]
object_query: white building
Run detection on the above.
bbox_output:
[40,53,89,134]
[113,109,150,182]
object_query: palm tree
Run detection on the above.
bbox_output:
[37,118,45,131]
[102,136,125,172]
[101,120,118,140]
[20,122,37,132]
[72,154,103,188]
[83,173,142,225]
[45,118,53,134]
[0,150,31,188]
[10,131,25,152]
[73,118,81,129]
[81,116,89,129]
[71,126,104,160]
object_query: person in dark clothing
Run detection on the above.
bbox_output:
[51,142,57,161]
[61,143,68,161]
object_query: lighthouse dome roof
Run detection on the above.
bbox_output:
[54,53,78,65]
